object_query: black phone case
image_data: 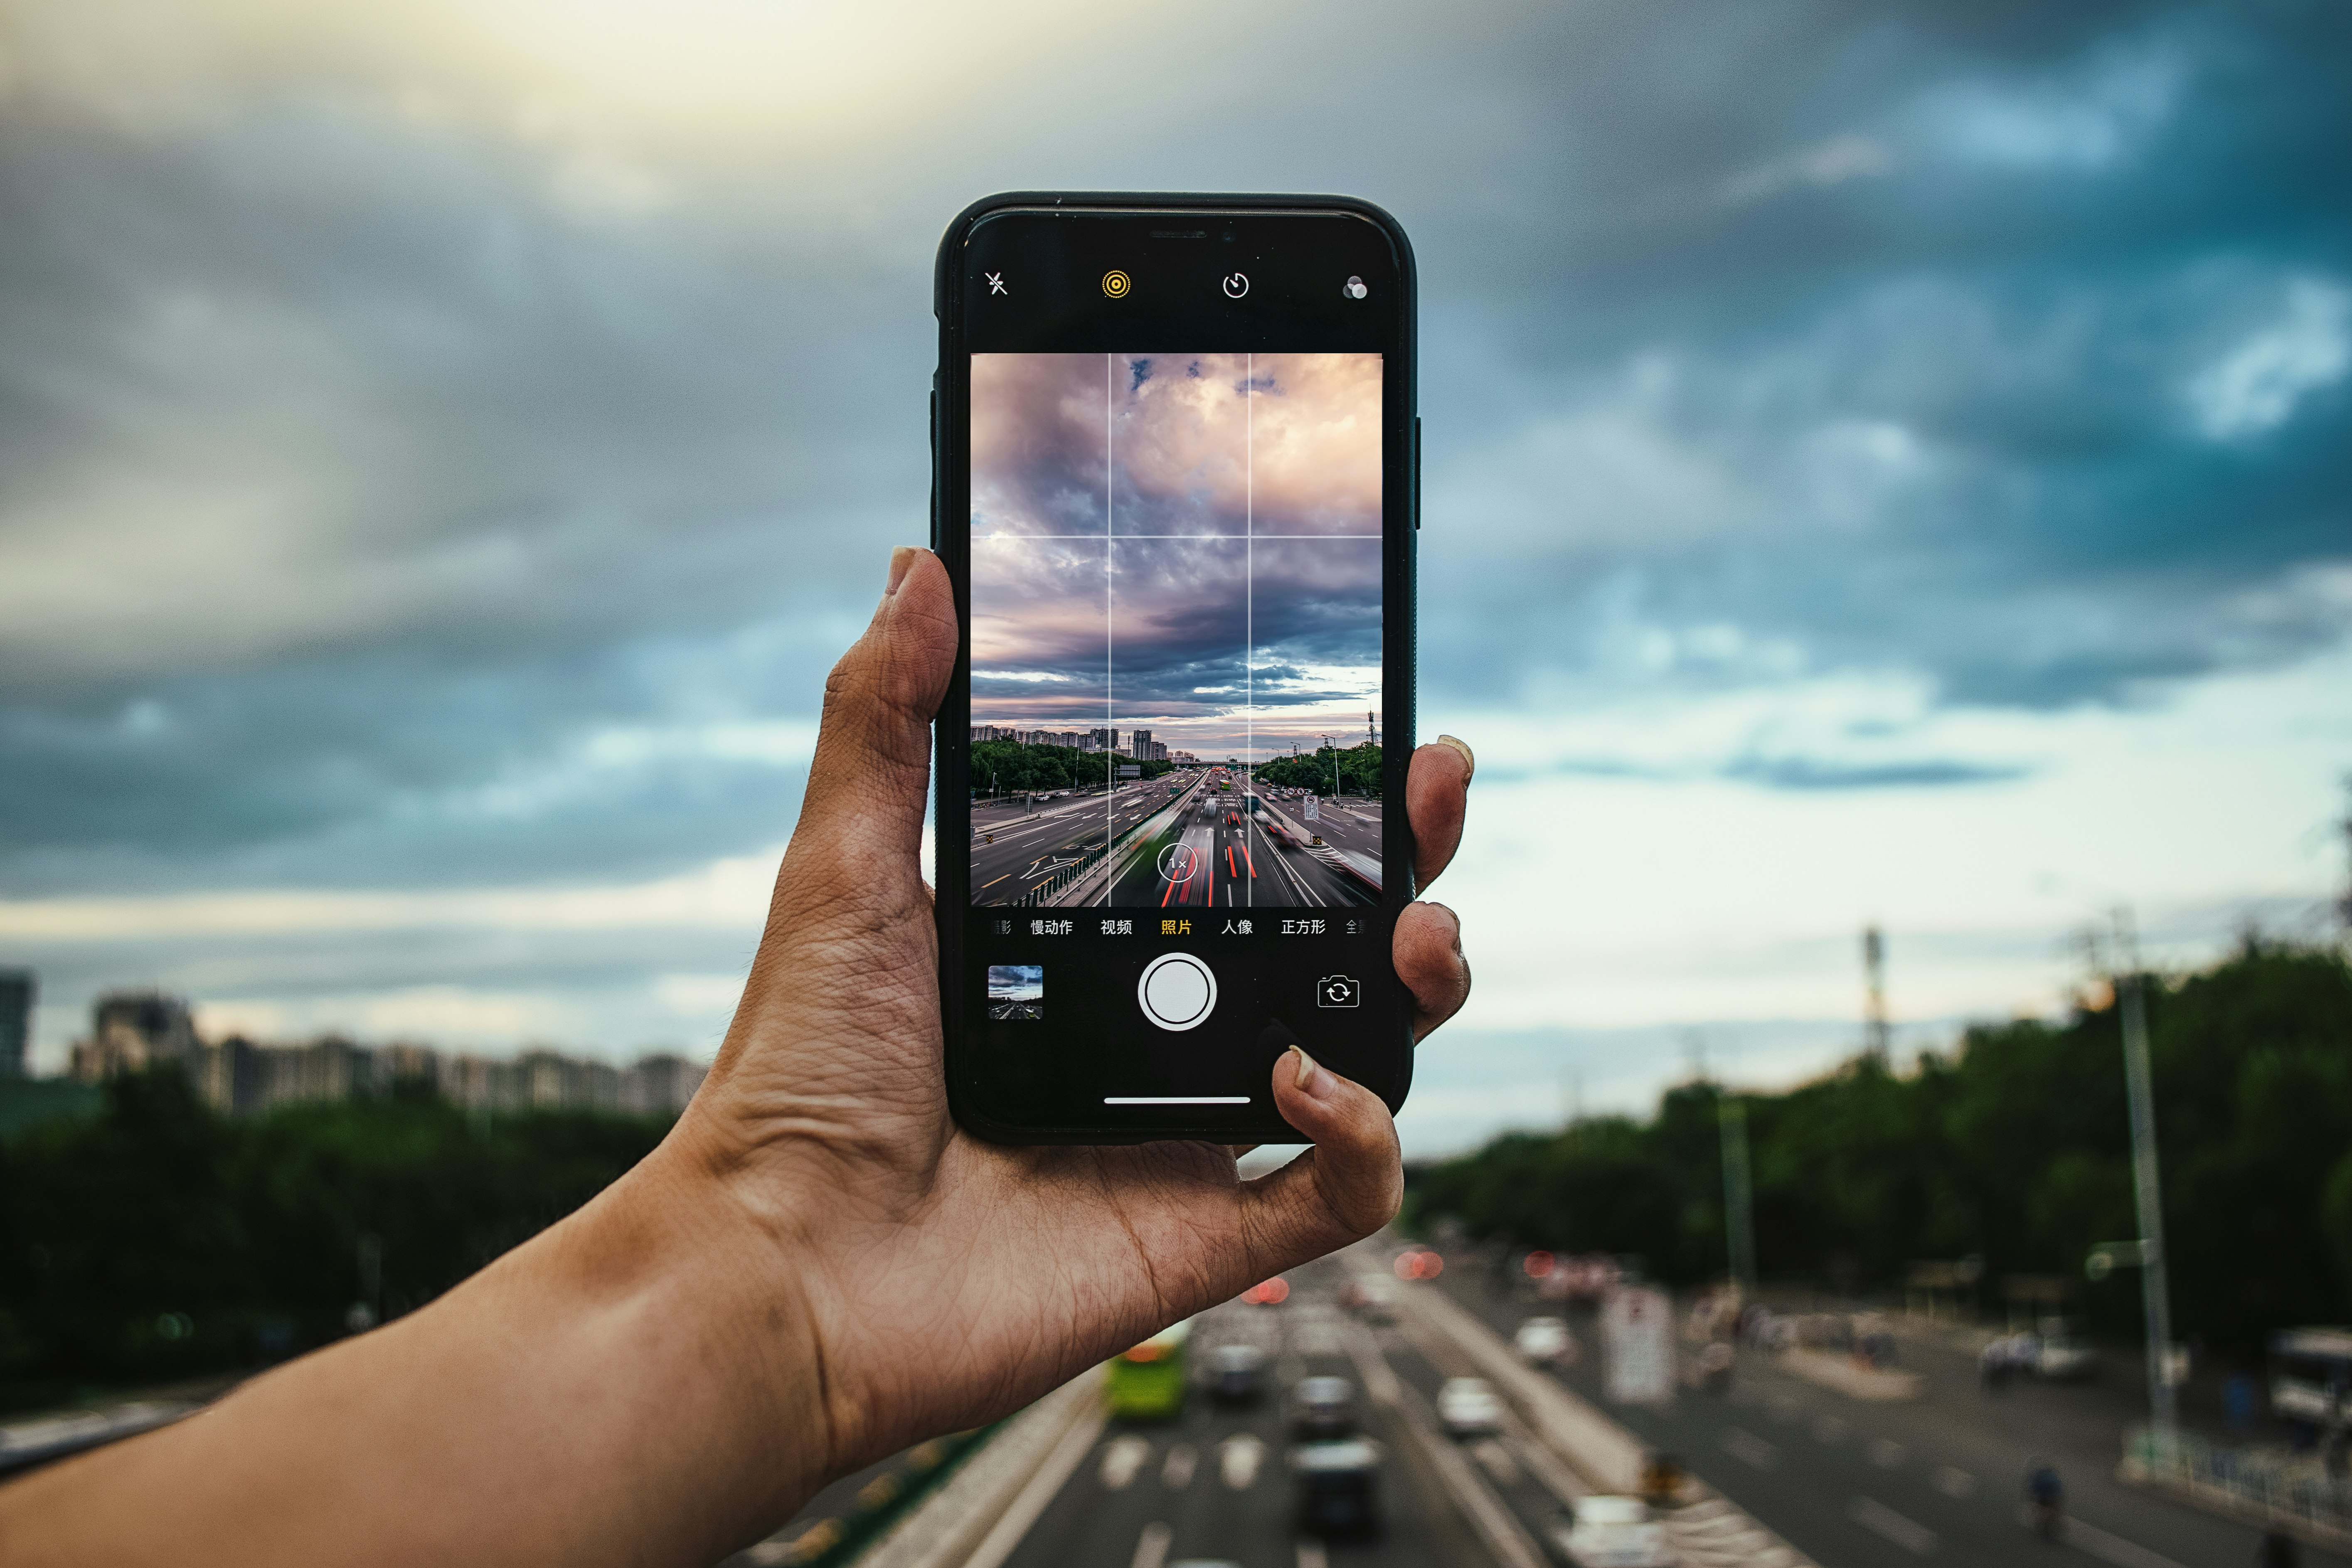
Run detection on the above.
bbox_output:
[933,191,1419,1144]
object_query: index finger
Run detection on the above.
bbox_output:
[1406,736,1472,891]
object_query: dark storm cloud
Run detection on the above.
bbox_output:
[2,0,2347,910]
[970,357,1383,750]
[1721,756,2034,791]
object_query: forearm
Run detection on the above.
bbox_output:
[0,1138,827,1568]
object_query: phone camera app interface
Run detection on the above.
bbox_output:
[967,353,1385,917]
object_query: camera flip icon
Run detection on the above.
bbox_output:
[1317,975,1362,1009]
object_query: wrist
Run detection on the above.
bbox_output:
[597,1128,840,1514]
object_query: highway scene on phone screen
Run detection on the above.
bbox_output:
[1105,769,1379,910]
[966,352,1387,910]
[969,766,1381,908]
[735,1235,2350,1568]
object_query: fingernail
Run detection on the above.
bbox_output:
[1288,1044,1328,1098]
[1434,734,1474,783]
[885,546,919,596]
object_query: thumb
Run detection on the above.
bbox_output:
[775,547,956,916]
[1232,1046,1402,1284]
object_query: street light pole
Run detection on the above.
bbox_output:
[2115,908,2178,1440]
[1719,1092,1757,1297]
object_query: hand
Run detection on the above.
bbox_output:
[682,546,1475,1496]
[0,546,1473,1568]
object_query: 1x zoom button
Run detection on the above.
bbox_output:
[1138,953,1217,1031]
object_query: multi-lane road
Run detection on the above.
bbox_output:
[997,1249,1471,1568]
[1426,1255,2352,1568]
[736,1235,2350,1568]
[971,770,1384,910]
[1103,789,1378,911]
[970,779,1188,905]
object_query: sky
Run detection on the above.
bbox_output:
[970,352,1384,762]
[0,0,2347,1154]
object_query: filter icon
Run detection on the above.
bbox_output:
[1101,269,1132,299]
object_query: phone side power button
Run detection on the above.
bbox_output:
[1138,952,1217,1031]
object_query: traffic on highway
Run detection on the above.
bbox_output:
[972,766,1383,910]
[737,1235,2350,1568]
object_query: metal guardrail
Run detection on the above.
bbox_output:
[1012,785,1199,908]
[2122,1425,2352,1548]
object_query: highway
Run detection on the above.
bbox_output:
[1101,780,1382,910]
[996,1250,1473,1568]
[970,777,1199,906]
[1423,1251,2352,1568]
[733,1233,2350,1568]
[889,1239,1798,1568]
[969,768,1384,910]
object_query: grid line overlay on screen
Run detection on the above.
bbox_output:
[970,352,1381,910]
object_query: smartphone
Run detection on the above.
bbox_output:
[932,192,1417,1144]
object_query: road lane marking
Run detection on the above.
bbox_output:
[1931,1464,1975,1497]
[1847,1495,1936,1554]
[979,874,1010,889]
[958,1391,1106,1568]
[1869,1437,1906,1468]
[2007,1507,2189,1568]
[1100,1435,1151,1490]
[1719,1427,1781,1471]
[1217,1433,1264,1489]
[1128,1520,1172,1568]
[1471,1437,1523,1486]
[1160,1443,1195,1489]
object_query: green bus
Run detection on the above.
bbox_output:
[1104,1319,1191,1420]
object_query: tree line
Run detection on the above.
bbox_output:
[970,740,1174,795]
[0,1072,670,1413]
[1415,940,2352,1359]
[1253,741,1382,798]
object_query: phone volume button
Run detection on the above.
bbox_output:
[1413,416,1422,530]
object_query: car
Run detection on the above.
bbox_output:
[1339,1279,1398,1322]
[2032,1317,2098,1381]
[1436,1376,1504,1437]
[1547,1496,1672,1568]
[1291,1438,1383,1539]
[1206,1343,1267,1407]
[1293,1376,1358,1440]
[1515,1315,1579,1369]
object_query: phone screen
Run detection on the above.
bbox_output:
[936,201,1414,1141]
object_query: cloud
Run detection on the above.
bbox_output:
[2188,278,2352,440]
[2,0,2349,1074]
[1721,756,2033,791]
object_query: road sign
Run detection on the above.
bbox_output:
[1116,764,1141,777]
[1303,796,1320,822]
[1602,1286,1675,1404]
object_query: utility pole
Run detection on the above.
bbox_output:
[1862,924,1891,1063]
[2114,907,2178,1440]
[1320,734,1340,798]
[2337,773,2352,938]
[1720,1093,1757,1297]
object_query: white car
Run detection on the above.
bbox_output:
[1435,1376,1504,1437]
[1515,1315,1578,1368]
[1549,1496,1671,1568]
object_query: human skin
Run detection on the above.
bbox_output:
[0,546,1474,1568]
